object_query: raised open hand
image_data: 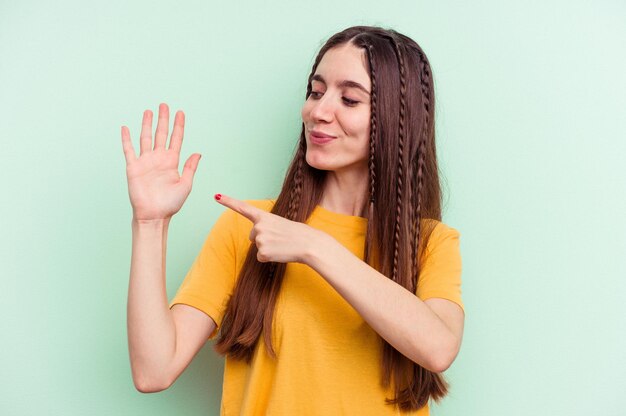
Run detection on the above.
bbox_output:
[121,103,201,221]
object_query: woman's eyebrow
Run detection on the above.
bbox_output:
[311,74,370,95]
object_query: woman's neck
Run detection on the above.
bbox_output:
[319,169,369,218]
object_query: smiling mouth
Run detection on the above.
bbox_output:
[310,129,336,139]
[309,134,336,145]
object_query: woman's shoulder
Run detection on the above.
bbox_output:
[424,218,460,235]
[414,219,462,272]
[421,218,461,252]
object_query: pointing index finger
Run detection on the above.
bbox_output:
[215,194,264,223]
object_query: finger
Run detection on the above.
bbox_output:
[215,194,264,223]
[248,227,257,242]
[139,109,153,155]
[120,126,137,163]
[154,103,169,149]
[180,153,201,188]
[168,110,185,153]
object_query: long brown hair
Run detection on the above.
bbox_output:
[215,26,446,412]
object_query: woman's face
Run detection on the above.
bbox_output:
[301,43,371,176]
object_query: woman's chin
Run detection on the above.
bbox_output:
[306,154,336,171]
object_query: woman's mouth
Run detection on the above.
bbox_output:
[310,130,337,144]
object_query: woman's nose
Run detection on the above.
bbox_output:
[310,94,334,122]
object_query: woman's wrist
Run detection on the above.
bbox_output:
[302,229,337,268]
[132,216,171,229]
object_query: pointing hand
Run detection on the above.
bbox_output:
[214,194,323,264]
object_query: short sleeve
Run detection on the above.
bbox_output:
[416,222,464,313]
[169,208,242,339]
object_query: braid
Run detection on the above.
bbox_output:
[413,49,431,283]
[391,37,407,284]
[366,43,378,216]
[288,141,305,221]
[412,143,425,290]
[409,178,418,292]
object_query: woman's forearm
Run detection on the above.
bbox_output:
[127,217,177,391]
[304,232,456,373]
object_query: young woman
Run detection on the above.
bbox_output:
[123,26,465,415]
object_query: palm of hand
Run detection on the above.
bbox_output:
[126,148,187,220]
[121,103,201,221]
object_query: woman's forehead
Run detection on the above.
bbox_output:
[313,44,370,88]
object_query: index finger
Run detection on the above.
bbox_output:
[214,194,264,223]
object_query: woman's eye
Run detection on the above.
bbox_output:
[309,91,359,106]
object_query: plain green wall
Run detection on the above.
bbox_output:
[1,0,624,415]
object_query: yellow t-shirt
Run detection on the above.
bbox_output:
[169,199,464,416]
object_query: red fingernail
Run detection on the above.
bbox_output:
[214,194,222,200]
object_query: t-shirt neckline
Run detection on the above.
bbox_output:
[268,198,368,231]
[312,204,368,231]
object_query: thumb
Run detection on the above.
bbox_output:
[181,153,201,187]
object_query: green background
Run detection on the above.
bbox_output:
[1,0,624,415]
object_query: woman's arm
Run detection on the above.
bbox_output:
[123,104,213,392]
[127,219,216,392]
[304,233,465,373]
[213,194,464,372]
